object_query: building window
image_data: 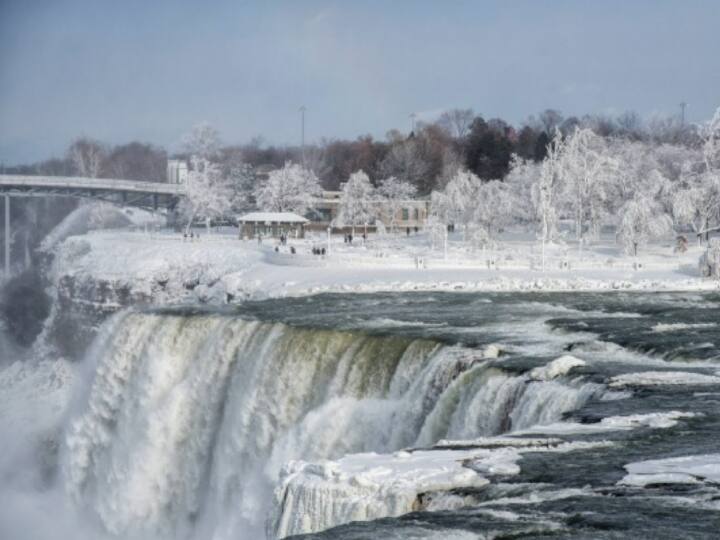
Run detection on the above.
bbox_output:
[402,208,409,221]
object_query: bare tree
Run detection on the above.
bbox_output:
[437,108,474,139]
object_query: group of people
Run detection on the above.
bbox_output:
[311,246,327,256]
[343,232,368,244]
[182,231,200,241]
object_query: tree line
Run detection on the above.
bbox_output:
[7,108,700,195]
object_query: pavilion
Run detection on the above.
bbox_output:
[237,212,308,239]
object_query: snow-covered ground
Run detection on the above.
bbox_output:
[45,225,718,307]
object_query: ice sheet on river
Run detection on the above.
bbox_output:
[620,454,720,487]
[610,371,720,387]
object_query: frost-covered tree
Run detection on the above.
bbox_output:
[505,155,540,228]
[226,162,255,213]
[178,157,233,234]
[678,108,720,240]
[183,123,221,160]
[700,238,720,278]
[336,170,376,233]
[468,180,513,249]
[531,131,563,245]
[617,194,672,256]
[254,162,321,215]
[444,169,482,239]
[673,109,720,241]
[673,172,720,241]
[377,176,417,232]
[67,138,106,178]
[557,128,618,241]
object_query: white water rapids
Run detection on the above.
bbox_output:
[27,310,598,539]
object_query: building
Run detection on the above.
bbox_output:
[167,159,188,184]
[306,191,430,231]
[237,212,308,239]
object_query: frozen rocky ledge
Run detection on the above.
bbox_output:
[268,438,610,538]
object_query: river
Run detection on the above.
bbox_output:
[1,291,719,539]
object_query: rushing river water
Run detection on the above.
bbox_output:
[1,291,720,539]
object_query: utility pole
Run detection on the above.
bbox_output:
[680,102,688,127]
[299,106,306,168]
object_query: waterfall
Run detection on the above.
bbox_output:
[63,310,600,539]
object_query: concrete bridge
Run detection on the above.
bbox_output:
[0,174,186,276]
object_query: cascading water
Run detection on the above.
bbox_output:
[63,310,599,539]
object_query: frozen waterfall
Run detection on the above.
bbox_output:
[63,310,599,539]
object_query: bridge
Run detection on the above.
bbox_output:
[0,174,186,277]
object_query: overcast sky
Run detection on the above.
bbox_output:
[1,0,719,164]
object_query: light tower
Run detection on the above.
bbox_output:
[299,105,307,167]
[680,102,688,127]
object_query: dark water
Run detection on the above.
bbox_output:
[225,291,720,539]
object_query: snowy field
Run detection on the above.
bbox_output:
[46,223,718,307]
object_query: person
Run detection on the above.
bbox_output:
[290,246,296,255]
[414,226,418,234]
[321,247,326,256]
[348,233,353,244]
[406,227,410,236]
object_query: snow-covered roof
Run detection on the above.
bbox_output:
[237,212,309,224]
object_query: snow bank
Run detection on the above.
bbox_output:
[609,371,720,387]
[619,454,720,487]
[529,355,586,380]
